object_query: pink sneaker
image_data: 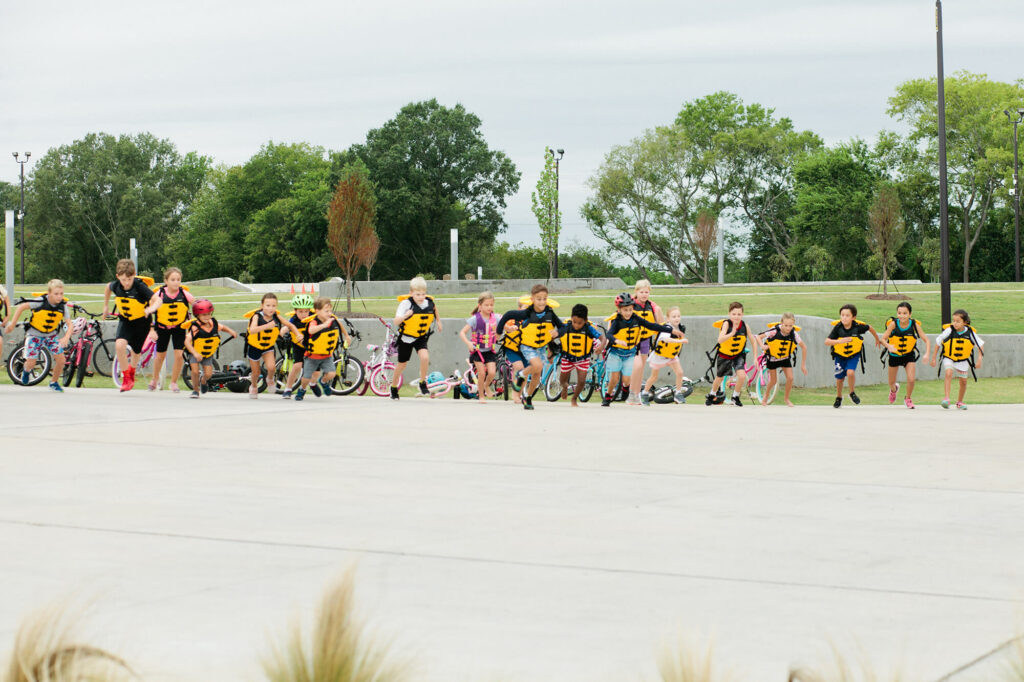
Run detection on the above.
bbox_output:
[147,380,157,391]
[904,397,914,409]
[888,383,899,404]
[956,402,967,410]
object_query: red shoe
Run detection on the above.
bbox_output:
[121,365,136,392]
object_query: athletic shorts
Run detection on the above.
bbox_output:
[24,333,62,360]
[193,356,214,368]
[648,353,680,370]
[832,354,860,378]
[302,356,335,379]
[767,357,793,370]
[396,336,429,363]
[520,345,547,363]
[469,349,497,365]
[289,343,305,363]
[154,326,186,353]
[888,354,915,368]
[559,356,591,373]
[117,318,151,354]
[605,351,635,377]
[502,349,525,367]
[716,354,746,378]
[637,338,653,355]
[246,344,274,361]
[941,357,970,379]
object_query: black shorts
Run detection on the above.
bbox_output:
[397,336,429,363]
[289,343,305,363]
[469,349,497,365]
[246,344,274,361]
[767,357,793,370]
[154,326,186,353]
[116,318,151,354]
[888,353,917,368]
[716,354,746,378]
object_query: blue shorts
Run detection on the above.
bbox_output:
[833,354,860,378]
[503,349,525,367]
[520,345,547,363]
[605,351,635,377]
[247,344,274,361]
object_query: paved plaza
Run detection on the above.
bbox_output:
[0,385,1022,681]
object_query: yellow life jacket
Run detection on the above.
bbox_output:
[185,317,221,358]
[520,307,556,348]
[154,286,190,328]
[713,319,747,357]
[559,324,595,358]
[606,314,642,351]
[500,321,522,353]
[518,295,560,308]
[884,317,919,357]
[652,333,683,360]
[303,316,341,356]
[244,309,284,350]
[634,301,658,340]
[397,295,436,338]
[764,323,800,360]
[112,277,152,321]
[830,319,866,358]
[941,324,978,362]
[28,296,68,334]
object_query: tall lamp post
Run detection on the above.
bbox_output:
[935,1,951,324]
[12,151,30,285]
[1005,109,1024,282]
[547,148,564,278]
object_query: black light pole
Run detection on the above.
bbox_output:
[935,1,951,324]
[12,151,30,285]
[548,148,564,278]
[1005,108,1024,282]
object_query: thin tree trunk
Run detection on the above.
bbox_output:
[346,279,352,313]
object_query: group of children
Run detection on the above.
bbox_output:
[0,268,987,410]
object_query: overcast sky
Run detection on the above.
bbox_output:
[3,0,1023,249]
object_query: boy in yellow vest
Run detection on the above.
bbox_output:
[390,276,442,399]
[557,303,605,407]
[294,297,351,401]
[705,302,762,407]
[603,292,682,407]
[4,279,73,391]
[102,259,161,392]
[825,303,890,408]
[640,306,688,405]
[245,293,302,399]
[496,284,564,410]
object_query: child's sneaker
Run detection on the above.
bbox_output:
[731,394,743,407]
[147,380,157,391]
[626,392,641,406]
[418,381,429,396]
[121,366,135,392]
[321,381,333,396]
[20,370,30,385]
[200,381,209,394]
[601,395,612,407]
[905,397,915,409]
[833,396,842,409]
[956,402,967,410]
[940,398,950,409]
[390,386,399,400]
[704,392,715,406]
[888,383,900,404]
[640,390,652,406]
[190,390,199,399]
[294,388,306,401]
[674,390,686,404]
[48,381,63,393]
[281,389,292,399]
[514,372,525,391]
[714,391,726,405]
[523,394,534,410]
[310,382,322,397]
[249,385,258,399]
[849,392,861,405]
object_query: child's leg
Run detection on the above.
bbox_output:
[846,370,856,394]
[483,362,496,396]
[170,349,184,384]
[957,377,968,403]
[606,371,621,396]
[888,365,898,392]
[51,346,65,381]
[835,378,844,397]
[473,360,487,400]
[392,361,407,388]
[202,364,213,387]
[559,368,571,398]
[670,360,683,390]
[152,350,167,383]
[905,362,917,398]
[287,360,303,391]
[943,368,953,399]
[249,356,262,392]
[511,361,524,403]
[115,338,130,373]
[643,367,660,393]
[629,354,646,396]
[572,368,587,404]
[782,367,795,405]
[734,369,748,395]
[417,348,430,384]
[524,356,544,395]
[711,375,724,394]
[191,360,200,390]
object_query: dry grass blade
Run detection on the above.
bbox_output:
[656,637,731,682]
[788,643,903,682]
[1003,635,1024,681]
[3,606,136,682]
[263,571,404,682]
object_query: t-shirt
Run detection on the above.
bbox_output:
[763,326,803,345]
[937,326,984,366]
[395,297,434,343]
[827,322,869,341]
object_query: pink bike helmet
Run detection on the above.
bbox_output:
[192,299,214,315]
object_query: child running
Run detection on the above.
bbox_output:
[496,284,563,410]
[147,267,195,393]
[879,301,930,409]
[640,306,688,405]
[557,304,605,407]
[627,279,664,404]
[930,308,984,410]
[183,299,238,398]
[825,304,891,408]
[102,259,161,392]
[391,276,442,399]
[245,293,301,399]
[3,279,73,391]
[459,292,500,402]
[281,293,315,398]
[497,298,528,405]
[602,292,681,407]
[294,297,351,401]
[758,312,807,407]
[705,302,762,407]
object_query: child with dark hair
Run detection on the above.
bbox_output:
[879,301,930,409]
[930,308,984,410]
[245,292,301,399]
[705,302,761,407]
[496,283,563,410]
[825,303,890,408]
[557,303,605,407]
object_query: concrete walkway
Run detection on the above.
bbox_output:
[0,386,1021,681]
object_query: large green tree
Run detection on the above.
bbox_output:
[28,133,209,281]
[340,99,520,279]
[531,148,561,279]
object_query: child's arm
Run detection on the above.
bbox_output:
[915,321,930,362]
[459,323,474,349]
[798,340,808,374]
[280,314,301,338]
[2,302,29,333]
[868,324,895,352]
[880,321,895,342]
[103,284,114,316]
[183,331,201,361]
[144,292,161,317]
[218,323,239,339]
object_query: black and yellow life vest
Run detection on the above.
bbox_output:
[830,320,866,358]
[244,309,283,351]
[303,316,341,356]
[397,295,436,338]
[154,286,190,328]
[28,296,68,334]
[652,326,685,360]
[764,323,800,360]
[185,317,221,358]
[634,300,657,340]
[290,311,313,349]
[606,314,643,351]
[885,317,919,358]
[713,319,748,358]
[500,322,522,353]
[520,307,556,348]
[112,278,151,321]
[940,324,979,362]
[560,324,595,358]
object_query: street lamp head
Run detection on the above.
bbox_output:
[556,149,565,157]
[12,152,18,160]
[1018,108,1024,118]
[25,151,30,159]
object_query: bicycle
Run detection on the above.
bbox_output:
[703,349,773,404]
[358,316,404,397]
[4,297,55,386]
[182,338,269,393]
[61,306,108,388]
[109,334,161,389]
[330,319,366,396]
[423,368,463,399]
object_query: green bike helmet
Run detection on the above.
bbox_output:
[291,293,314,309]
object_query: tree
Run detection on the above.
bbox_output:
[888,72,1024,282]
[28,133,209,281]
[531,148,561,279]
[866,185,907,294]
[341,99,520,280]
[693,212,717,283]
[327,162,379,312]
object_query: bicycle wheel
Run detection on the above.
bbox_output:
[75,341,92,387]
[332,354,365,395]
[579,363,598,403]
[181,355,194,390]
[274,356,291,391]
[92,338,115,377]
[544,366,564,401]
[753,363,776,404]
[62,349,77,387]
[6,344,51,386]
[369,363,398,397]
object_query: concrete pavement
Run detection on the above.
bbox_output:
[0,386,1021,681]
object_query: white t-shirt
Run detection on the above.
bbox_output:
[395,297,434,343]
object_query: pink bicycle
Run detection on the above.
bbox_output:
[358,316,405,397]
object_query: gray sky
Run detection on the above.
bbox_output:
[3,0,1023,250]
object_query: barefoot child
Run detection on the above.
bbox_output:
[825,304,891,408]
[244,293,301,399]
[930,309,983,410]
[705,302,762,407]
[880,301,930,409]
[102,259,161,392]
[148,267,195,393]
[641,306,688,405]
[459,292,500,402]
[557,304,605,407]
[390,276,442,399]
[758,312,807,407]
[3,279,73,391]
[183,299,238,398]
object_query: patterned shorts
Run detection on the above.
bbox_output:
[25,334,62,360]
[559,357,591,373]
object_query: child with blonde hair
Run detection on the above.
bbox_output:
[391,276,441,399]
[627,279,664,404]
[459,291,499,402]
[4,279,73,391]
[640,306,688,405]
[758,312,807,407]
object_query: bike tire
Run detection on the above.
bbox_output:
[6,344,51,386]
[501,367,510,400]
[62,351,77,387]
[274,356,291,392]
[75,341,92,387]
[579,364,597,403]
[92,338,115,377]
[332,355,365,396]
[544,366,564,401]
[369,363,398,397]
